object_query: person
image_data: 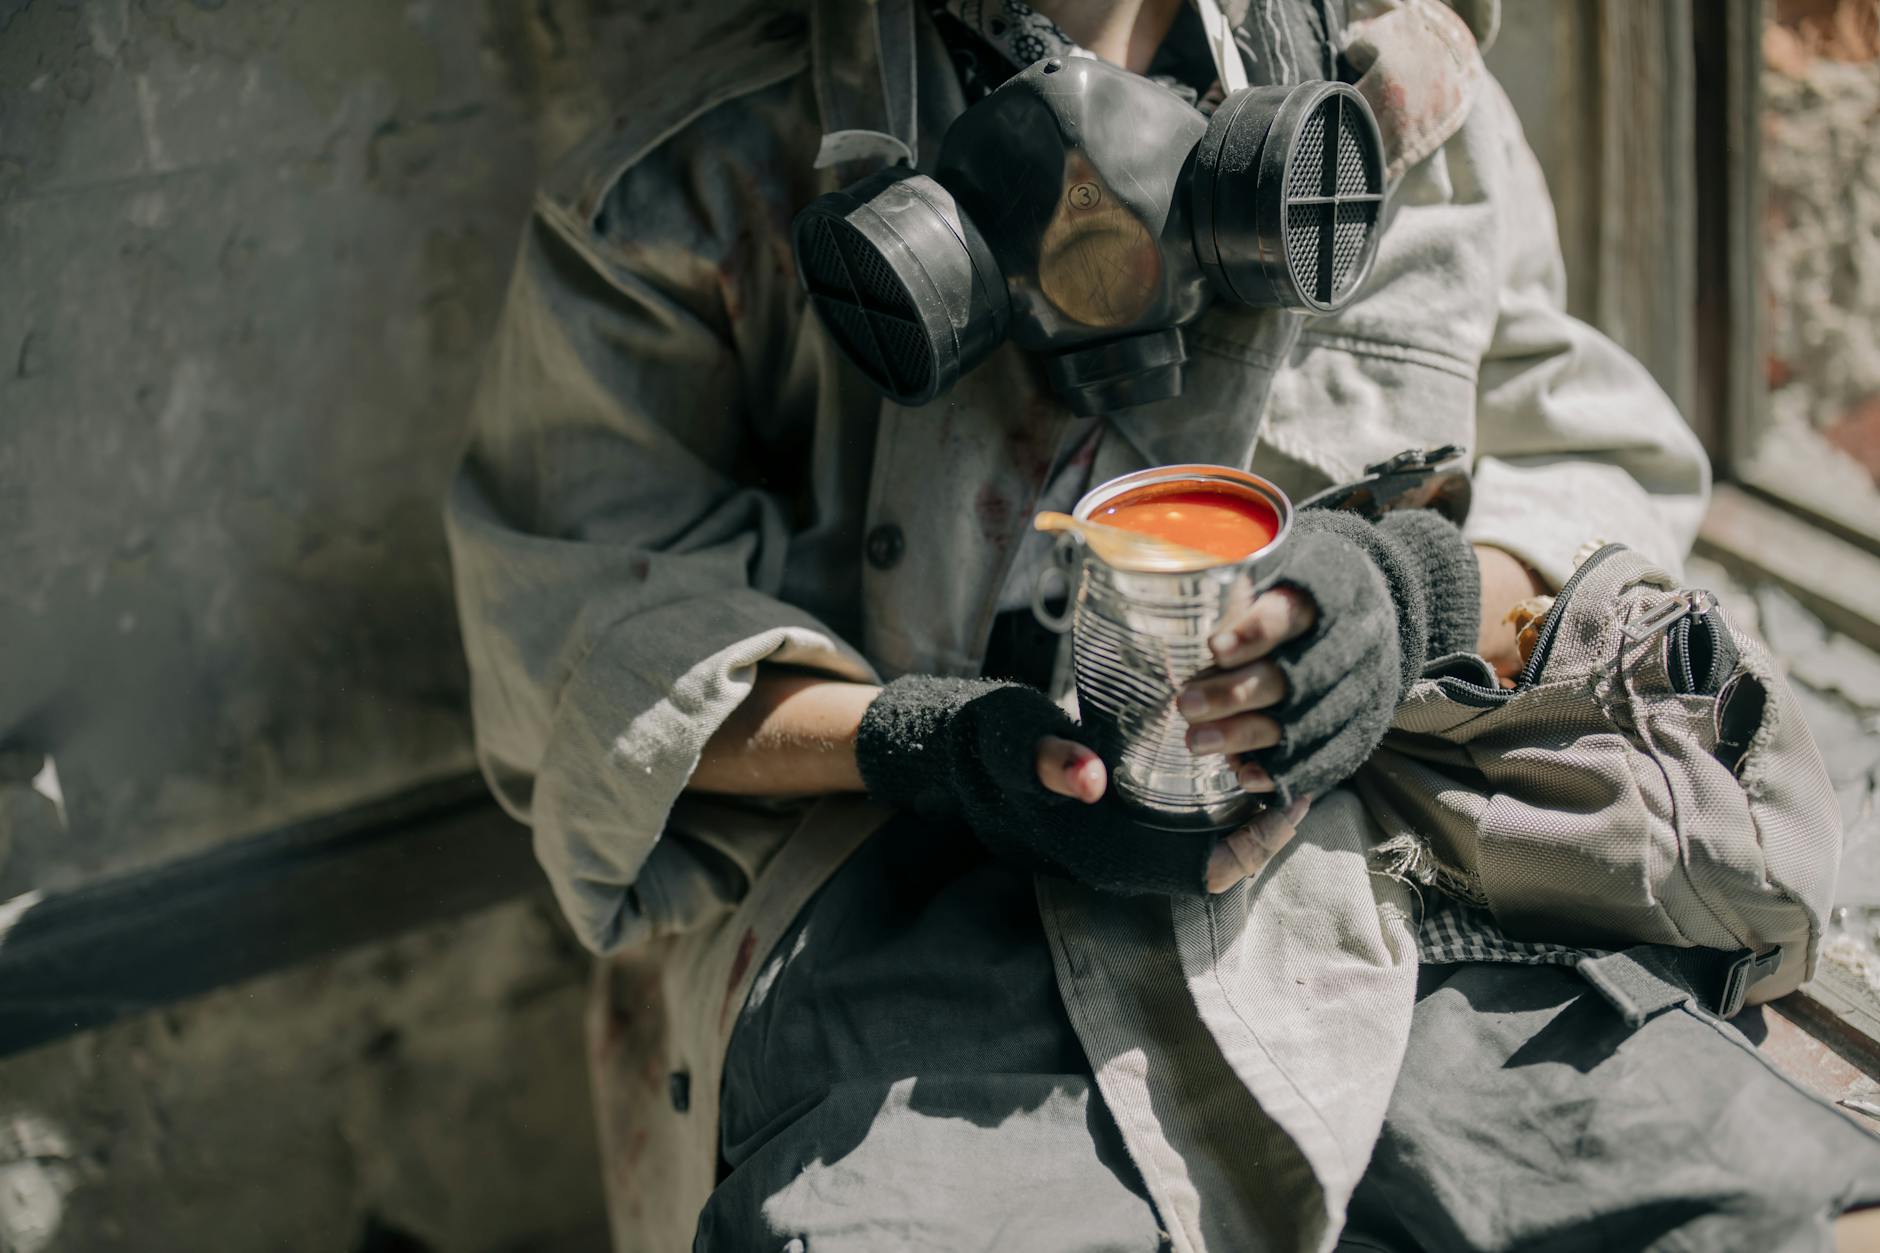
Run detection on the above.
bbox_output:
[445,0,1880,1248]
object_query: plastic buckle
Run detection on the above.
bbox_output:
[1362,444,1465,477]
[1717,947,1782,1019]
[1301,445,1473,524]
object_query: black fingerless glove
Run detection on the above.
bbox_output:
[1253,508,1481,805]
[855,675,1216,897]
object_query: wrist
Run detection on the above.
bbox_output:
[1289,508,1432,692]
[1375,510,1481,661]
[855,676,1077,818]
[857,676,983,816]
[1472,545,1549,679]
[689,670,878,796]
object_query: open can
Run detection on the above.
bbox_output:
[1032,465,1294,833]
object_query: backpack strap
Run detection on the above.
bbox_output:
[1576,944,1784,1026]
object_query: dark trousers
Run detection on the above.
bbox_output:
[699,822,1880,1253]
[1337,961,1880,1253]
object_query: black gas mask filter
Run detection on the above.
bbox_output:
[793,56,1386,416]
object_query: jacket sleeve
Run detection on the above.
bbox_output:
[445,160,873,955]
[1460,79,1711,588]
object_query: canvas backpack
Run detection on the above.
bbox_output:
[1353,543,1843,1007]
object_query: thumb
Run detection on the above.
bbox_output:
[1035,735,1107,803]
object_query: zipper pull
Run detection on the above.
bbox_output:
[1621,590,1715,645]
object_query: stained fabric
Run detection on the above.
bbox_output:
[1236,0,1344,83]
[698,816,1168,1252]
[704,833,1880,1253]
[448,0,1718,1246]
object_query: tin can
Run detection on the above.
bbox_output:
[1032,465,1294,832]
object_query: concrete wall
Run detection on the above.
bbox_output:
[0,898,600,1253]
[0,2,651,1248]
[0,0,651,888]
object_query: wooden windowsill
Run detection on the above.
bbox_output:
[1699,482,1880,656]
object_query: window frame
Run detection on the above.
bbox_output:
[1699,0,1880,559]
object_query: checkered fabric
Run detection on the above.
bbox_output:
[1417,895,1603,968]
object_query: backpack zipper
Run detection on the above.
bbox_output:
[1416,544,1630,705]
[1665,598,1737,696]
[1621,588,1714,646]
[1513,543,1628,688]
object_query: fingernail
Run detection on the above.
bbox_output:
[1238,763,1273,792]
[1178,689,1209,718]
[1190,727,1224,753]
[1209,630,1236,656]
[1285,796,1311,822]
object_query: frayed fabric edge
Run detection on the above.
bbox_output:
[1368,832,1489,909]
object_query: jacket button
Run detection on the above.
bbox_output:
[668,1071,690,1113]
[866,523,904,570]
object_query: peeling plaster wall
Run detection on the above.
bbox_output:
[0,0,655,889]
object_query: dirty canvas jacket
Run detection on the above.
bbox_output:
[442,0,1711,1249]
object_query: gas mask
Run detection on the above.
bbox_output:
[792,55,1386,416]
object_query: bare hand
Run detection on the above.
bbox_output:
[1173,587,1319,793]
[1034,734,1311,892]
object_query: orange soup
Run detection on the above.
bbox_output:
[1093,482,1280,562]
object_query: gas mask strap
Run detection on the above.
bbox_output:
[1194,0,1250,94]
[875,0,919,159]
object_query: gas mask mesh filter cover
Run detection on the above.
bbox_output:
[798,216,932,396]
[1193,80,1386,313]
[792,167,1009,407]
